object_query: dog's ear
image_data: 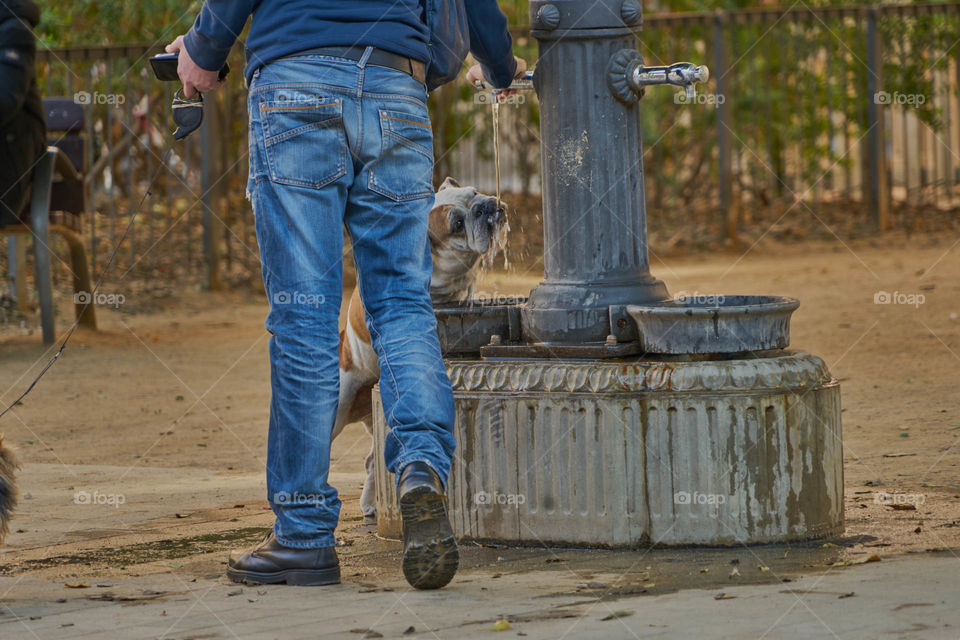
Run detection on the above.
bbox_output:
[439,177,461,191]
[428,204,455,244]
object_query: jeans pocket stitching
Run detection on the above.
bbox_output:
[368,180,433,203]
[383,129,432,160]
[261,104,347,190]
[368,109,434,202]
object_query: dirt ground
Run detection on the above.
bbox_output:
[0,230,958,613]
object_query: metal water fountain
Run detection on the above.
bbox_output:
[373,0,843,546]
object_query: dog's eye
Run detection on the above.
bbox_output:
[453,219,464,231]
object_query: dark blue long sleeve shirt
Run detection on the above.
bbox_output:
[183,1,517,89]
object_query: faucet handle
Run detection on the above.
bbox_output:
[473,71,536,94]
[678,65,708,100]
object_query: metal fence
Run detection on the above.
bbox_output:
[448,3,960,236]
[5,2,960,306]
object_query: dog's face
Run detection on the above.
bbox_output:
[429,177,507,259]
[427,177,510,303]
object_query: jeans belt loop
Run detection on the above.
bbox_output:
[357,46,374,70]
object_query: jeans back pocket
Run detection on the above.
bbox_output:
[369,108,434,202]
[259,90,347,189]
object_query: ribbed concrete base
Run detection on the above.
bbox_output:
[373,350,843,547]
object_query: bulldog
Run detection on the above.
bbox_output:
[332,177,508,521]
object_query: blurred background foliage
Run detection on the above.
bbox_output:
[31,0,960,267]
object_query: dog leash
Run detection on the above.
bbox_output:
[0,148,173,421]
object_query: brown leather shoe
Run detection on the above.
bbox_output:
[398,462,458,590]
[227,531,340,586]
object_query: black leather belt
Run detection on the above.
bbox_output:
[290,46,426,84]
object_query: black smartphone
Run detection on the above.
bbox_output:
[149,52,230,83]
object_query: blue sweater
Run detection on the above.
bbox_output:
[183,0,518,89]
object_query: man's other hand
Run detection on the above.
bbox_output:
[467,56,527,100]
[165,36,223,98]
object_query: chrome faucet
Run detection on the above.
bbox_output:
[608,50,709,104]
[473,70,536,94]
[632,62,709,99]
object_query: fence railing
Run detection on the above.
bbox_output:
[5,2,960,308]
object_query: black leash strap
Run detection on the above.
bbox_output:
[0,148,173,421]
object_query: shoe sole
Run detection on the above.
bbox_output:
[226,565,340,586]
[400,485,459,590]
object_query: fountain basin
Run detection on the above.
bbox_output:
[627,295,800,355]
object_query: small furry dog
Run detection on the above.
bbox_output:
[0,434,19,544]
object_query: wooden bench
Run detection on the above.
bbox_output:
[3,98,97,343]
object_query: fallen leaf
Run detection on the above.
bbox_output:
[492,619,511,631]
[729,567,741,578]
[757,565,770,572]
[889,504,916,511]
[714,593,736,600]
[850,554,881,565]
[601,611,633,621]
[839,592,855,599]
[64,582,89,589]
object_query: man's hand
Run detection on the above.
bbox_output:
[467,56,527,101]
[165,36,223,98]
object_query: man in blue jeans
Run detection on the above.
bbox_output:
[167,2,523,589]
